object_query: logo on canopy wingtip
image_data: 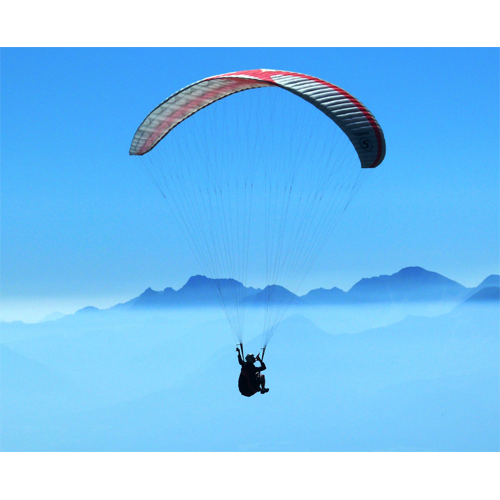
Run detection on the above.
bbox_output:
[359,138,373,152]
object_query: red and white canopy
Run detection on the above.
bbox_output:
[130,69,385,169]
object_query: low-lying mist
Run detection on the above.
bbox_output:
[1,300,498,451]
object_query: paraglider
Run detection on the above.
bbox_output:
[129,69,386,394]
[236,347,269,396]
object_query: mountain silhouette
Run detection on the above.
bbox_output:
[115,275,261,310]
[245,284,304,306]
[176,275,260,305]
[461,286,500,304]
[475,275,500,290]
[132,286,177,308]
[462,275,500,301]
[346,266,468,303]
[75,306,101,315]
[62,267,497,315]
[301,286,347,304]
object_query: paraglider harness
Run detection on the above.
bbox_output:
[237,344,266,397]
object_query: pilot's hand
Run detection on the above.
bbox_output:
[256,354,261,361]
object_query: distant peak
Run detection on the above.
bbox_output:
[183,275,210,286]
[462,286,500,304]
[309,286,343,292]
[398,266,427,273]
[263,284,287,291]
[476,275,500,288]
[75,306,100,315]
[181,275,244,290]
[188,275,208,281]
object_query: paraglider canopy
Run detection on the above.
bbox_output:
[130,69,385,169]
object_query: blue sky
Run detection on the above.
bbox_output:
[1,48,499,321]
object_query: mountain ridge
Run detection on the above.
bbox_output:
[99,267,500,314]
[8,267,496,323]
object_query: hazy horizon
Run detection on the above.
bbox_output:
[2,296,498,451]
[0,266,492,323]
